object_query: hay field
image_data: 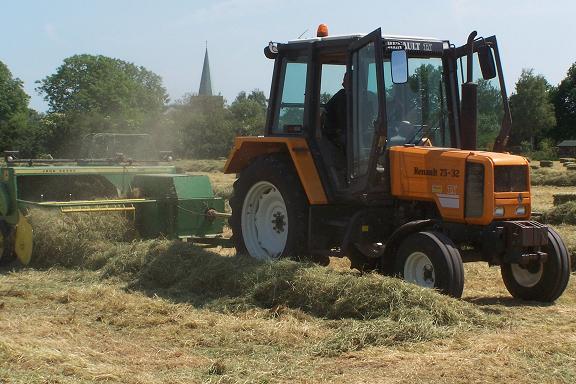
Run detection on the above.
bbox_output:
[1,160,576,383]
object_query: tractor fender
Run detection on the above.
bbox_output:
[380,219,438,267]
[224,137,328,205]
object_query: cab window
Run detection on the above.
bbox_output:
[384,57,449,147]
[273,58,307,134]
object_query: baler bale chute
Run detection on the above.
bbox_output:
[0,151,228,265]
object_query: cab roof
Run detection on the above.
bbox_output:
[287,33,446,45]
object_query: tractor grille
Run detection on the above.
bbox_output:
[465,162,484,217]
[494,165,529,192]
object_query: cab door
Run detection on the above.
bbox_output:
[346,28,386,193]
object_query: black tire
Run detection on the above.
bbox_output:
[394,231,464,298]
[501,227,571,302]
[348,243,381,272]
[0,220,16,266]
[229,154,309,260]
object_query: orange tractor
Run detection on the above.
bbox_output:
[224,26,571,301]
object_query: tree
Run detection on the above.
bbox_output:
[0,61,29,118]
[0,60,49,156]
[170,95,235,158]
[36,54,169,155]
[509,69,556,148]
[551,63,576,141]
[477,78,504,149]
[229,90,267,136]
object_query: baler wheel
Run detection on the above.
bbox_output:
[501,227,571,302]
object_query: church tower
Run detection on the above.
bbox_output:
[191,43,222,107]
[198,46,213,96]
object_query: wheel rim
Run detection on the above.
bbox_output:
[510,263,543,288]
[241,181,288,260]
[404,251,435,288]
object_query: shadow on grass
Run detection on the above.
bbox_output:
[464,295,553,309]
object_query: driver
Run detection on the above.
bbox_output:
[323,72,350,151]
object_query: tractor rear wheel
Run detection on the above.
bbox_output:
[0,221,15,266]
[394,231,464,298]
[501,227,571,302]
[229,155,308,261]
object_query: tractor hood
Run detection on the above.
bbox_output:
[389,145,530,225]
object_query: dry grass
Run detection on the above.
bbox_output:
[531,185,575,212]
[1,264,574,383]
[531,161,576,186]
[0,210,507,383]
[1,164,576,383]
[174,159,227,173]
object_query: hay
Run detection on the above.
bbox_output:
[540,160,553,168]
[541,201,576,225]
[28,209,138,268]
[26,209,493,354]
[531,167,576,186]
[553,193,576,206]
[175,159,226,173]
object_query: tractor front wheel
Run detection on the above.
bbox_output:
[229,155,308,261]
[394,231,464,298]
[501,227,571,302]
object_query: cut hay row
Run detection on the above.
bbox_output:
[541,201,576,226]
[531,167,576,186]
[25,209,494,354]
[553,193,576,206]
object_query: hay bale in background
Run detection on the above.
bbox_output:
[541,201,576,225]
[553,194,576,206]
[567,164,576,171]
[531,167,576,186]
[559,158,575,164]
[540,160,553,168]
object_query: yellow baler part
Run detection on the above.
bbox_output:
[15,213,33,265]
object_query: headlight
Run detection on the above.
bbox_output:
[516,206,526,215]
[494,206,504,216]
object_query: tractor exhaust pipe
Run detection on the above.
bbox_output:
[460,31,478,151]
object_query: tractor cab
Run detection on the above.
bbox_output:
[262,26,510,200]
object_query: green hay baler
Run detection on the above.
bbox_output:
[0,154,226,265]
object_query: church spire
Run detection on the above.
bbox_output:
[198,43,213,96]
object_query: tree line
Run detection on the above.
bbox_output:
[1,54,575,159]
[0,55,265,159]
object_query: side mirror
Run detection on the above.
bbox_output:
[478,45,496,80]
[391,50,408,84]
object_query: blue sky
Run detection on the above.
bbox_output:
[1,0,574,112]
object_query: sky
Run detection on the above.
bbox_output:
[1,0,575,112]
